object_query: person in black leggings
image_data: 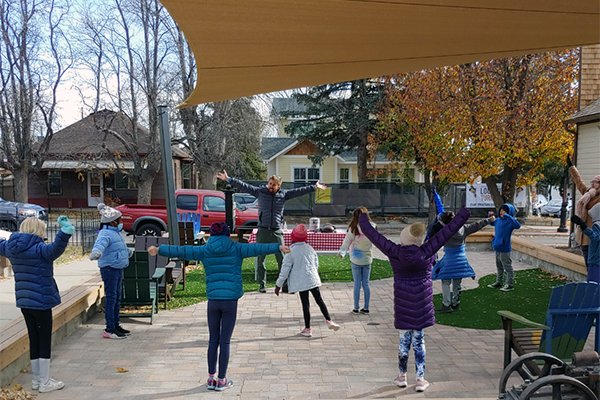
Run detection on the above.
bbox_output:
[274,224,340,337]
[0,216,73,392]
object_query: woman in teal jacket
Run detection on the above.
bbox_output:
[149,222,289,392]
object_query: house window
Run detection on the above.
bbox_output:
[294,167,320,184]
[368,169,388,182]
[340,168,349,183]
[182,164,192,189]
[48,171,61,195]
[395,169,415,194]
[115,172,136,189]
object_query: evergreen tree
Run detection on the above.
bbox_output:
[284,79,384,182]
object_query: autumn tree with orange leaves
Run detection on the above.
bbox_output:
[376,49,579,209]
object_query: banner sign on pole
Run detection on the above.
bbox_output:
[466,183,527,208]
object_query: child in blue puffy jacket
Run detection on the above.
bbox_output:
[90,203,132,340]
[0,216,73,393]
[148,222,289,392]
[488,203,521,291]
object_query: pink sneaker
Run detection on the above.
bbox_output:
[326,320,340,331]
[206,374,217,390]
[300,328,312,337]
[415,377,429,392]
[393,374,407,387]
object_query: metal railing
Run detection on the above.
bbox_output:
[45,210,101,255]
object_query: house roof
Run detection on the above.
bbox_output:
[48,110,152,156]
[565,97,600,124]
[261,137,298,161]
[161,0,599,106]
[337,151,390,163]
[272,98,306,114]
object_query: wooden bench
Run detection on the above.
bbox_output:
[0,274,104,386]
[498,281,600,372]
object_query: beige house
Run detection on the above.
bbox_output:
[268,98,421,184]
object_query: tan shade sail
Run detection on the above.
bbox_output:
[161,0,600,107]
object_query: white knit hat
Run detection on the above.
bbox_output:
[399,222,426,246]
[98,203,122,223]
[589,203,600,224]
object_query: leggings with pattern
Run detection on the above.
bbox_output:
[398,329,426,378]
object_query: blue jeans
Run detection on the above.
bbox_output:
[100,267,123,331]
[207,300,238,379]
[398,329,426,378]
[351,263,371,310]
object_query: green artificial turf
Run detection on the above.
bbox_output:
[167,255,393,310]
[433,269,570,330]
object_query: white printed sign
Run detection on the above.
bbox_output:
[466,183,527,208]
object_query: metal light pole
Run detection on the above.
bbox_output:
[557,166,569,233]
[157,105,180,246]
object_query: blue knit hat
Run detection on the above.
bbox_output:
[209,222,230,237]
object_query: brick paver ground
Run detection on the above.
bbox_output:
[9,248,594,399]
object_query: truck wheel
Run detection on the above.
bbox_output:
[136,224,161,237]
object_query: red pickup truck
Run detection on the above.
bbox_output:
[116,189,258,236]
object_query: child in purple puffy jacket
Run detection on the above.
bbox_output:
[358,207,470,392]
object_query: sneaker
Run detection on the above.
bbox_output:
[436,305,453,314]
[327,320,340,331]
[352,309,359,314]
[300,328,312,337]
[103,329,127,339]
[452,304,460,311]
[415,378,429,392]
[206,375,217,390]
[259,287,267,293]
[393,374,407,388]
[38,377,65,393]
[360,309,370,314]
[115,325,131,336]
[215,378,233,391]
[500,285,514,292]
[487,282,502,289]
[32,379,40,390]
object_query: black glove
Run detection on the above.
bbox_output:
[571,214,587,230]
[567,154,573,168]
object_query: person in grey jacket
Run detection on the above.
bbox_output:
[432,211,495,313]
[216,170,326,293]
[274,224,340,337]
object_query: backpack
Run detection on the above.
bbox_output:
[320,223,336,233]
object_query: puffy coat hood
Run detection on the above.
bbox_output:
[7,232,43,253]
[0,231,70,310]
[500,203,516,217]
[204,235,235,255]
[589,203,600,224]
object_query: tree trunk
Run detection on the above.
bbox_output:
[200,168,218,190]
[137,179,153,205]
[357,125,369,182]
[13,168,29,203]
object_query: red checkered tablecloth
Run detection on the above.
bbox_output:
[248,229,346,251]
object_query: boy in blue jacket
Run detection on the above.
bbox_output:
[488,203,521,291]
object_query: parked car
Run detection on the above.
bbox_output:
[532,194,548,216]
[540,199,572,218]
[0,197,48,231]
[233,193,258,209]
[116,189,258,236]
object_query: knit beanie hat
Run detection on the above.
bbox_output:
[98,203,122,223]
[209,222,230,237]
[500,204,510,214]
[399,222,426,246]
[291,224,308,243]
[589,203,600,224]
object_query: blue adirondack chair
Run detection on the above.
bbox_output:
[498,281,600,368]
